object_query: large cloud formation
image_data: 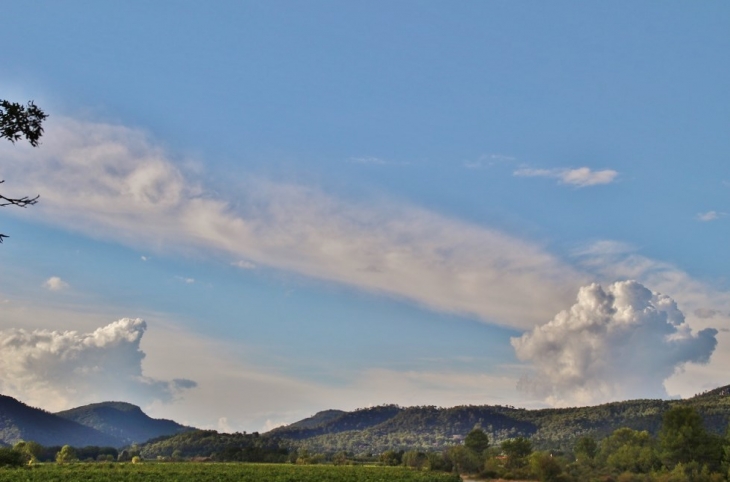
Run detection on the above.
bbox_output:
[512,280,718,406]
[0,117,584,329]
[0,318,196,411]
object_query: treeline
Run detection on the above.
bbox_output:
[0,442,119,466]
[427,405,730,481]
[0,434,290,467]
[255,405,730,481]
[139,430,289,462]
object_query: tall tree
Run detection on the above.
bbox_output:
[574,435,598,463]
[722,423,730,477]
[55,445,77,464]
[658,405,723,471]
[598,427,657,474]
[501,437,532,469]
[0,99,47,242]
[464,428,490,456]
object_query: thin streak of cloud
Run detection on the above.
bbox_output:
[349,156,387,165]
[514,167,618,187]
[232,260,256,270]
[464,153,516,169]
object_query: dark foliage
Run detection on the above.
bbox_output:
[0,100,47,147]
[0,99,47,242]
[0,447,23,467]
[138,430,289,462]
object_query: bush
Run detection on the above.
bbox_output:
[0,448,24,468]
[530,451,564,482]
[55,445,77,464]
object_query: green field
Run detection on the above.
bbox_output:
[0,463,462,482]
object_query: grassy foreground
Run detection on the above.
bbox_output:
[0,462,463,482]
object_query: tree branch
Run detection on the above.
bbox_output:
[1,99,47,242]
[0,181,39,207]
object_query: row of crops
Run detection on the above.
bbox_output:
[0,462,462,482]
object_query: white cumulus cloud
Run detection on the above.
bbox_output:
[43,276,69,291]
[0,318,196,411]
[514,167,618,187]
[571,240,730,398]
[512,280,718,406]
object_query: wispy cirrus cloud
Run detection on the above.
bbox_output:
[514,166,618,187]
[0,117,585,330]
[348,156,388,165]
[348,156,411,167]
[232,260,256,270]
[463,153,516,169]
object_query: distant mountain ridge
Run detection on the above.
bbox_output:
[266,384,730,454]
[138,385,730,458]
[56,401,192,446]
[0,394,120,448]
[0,395,192,448]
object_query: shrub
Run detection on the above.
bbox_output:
[0,448,24,468]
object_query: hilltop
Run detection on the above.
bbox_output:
[56,401,192,446]
[0,395,120,447]
[0,395,192,448]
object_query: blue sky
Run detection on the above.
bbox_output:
[0,1,728,432]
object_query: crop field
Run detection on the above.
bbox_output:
[0,463,463,482]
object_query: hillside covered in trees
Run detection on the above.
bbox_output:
[56,401,191,446]
[0,395,120,448]
[266,385,730,454]
[0,396,191,448]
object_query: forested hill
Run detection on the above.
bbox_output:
[0,395,194,448]
[267,384,730,454]
[56,401,192,446]
[0,395,120,447]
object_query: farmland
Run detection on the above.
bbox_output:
[0,462,462,482]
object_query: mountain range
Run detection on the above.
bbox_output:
[2,384,729,454]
